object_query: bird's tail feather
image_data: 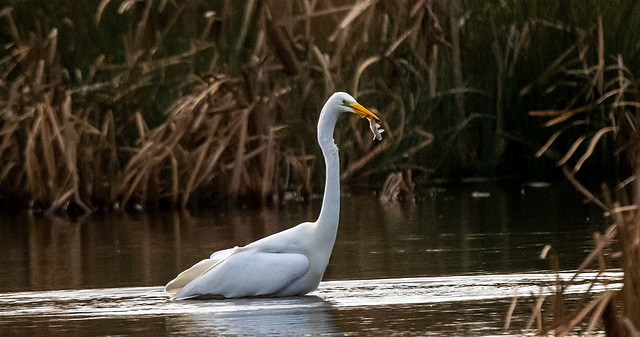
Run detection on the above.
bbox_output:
[164,247,241,296]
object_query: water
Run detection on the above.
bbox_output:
[0,183,620,336]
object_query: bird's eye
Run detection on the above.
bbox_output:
[342,99,346,105]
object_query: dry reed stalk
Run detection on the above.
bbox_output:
[379,171,415,201]
[555,291,614,336]
[329,0,376,42]
[21,93,93,214]
[118,69,285,208]
[3,0,445,212]
[229,110,249,202]
[525,292,547,331]
[617,211,640,328]
[234,0,257,57]
[283,150,315,200]
[573,127,617,172]
[511,183,622,334]
[514,181,639,335]
[260,126,281,202]
[520,30,591,97]
[528,28,640,330]
[352,56,381,96]
[263,5,300,76]
[504,290,518,330]
[536,120,589,158]
[448,0,465,121]
[586,290,615,334]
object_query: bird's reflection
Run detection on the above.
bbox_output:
[165,295,342,336]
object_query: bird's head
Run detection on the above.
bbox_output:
[329,92,384,140]
[330,92,380,121]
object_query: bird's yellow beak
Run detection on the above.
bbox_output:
[345,101,380,121]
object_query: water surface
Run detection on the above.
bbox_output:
[0,183,618,335]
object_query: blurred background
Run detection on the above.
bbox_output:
[2,0,639,214]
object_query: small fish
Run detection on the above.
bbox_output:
[368,118,384,140]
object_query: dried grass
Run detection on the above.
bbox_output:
[5,0,640,222]
[4,0,432,212]
[515,10,640,333]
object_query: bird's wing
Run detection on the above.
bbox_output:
[171,248,309,299]
[164,247,237,295]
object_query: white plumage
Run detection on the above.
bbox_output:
[165,92,381,299]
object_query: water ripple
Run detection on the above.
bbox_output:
[0,271,622,319]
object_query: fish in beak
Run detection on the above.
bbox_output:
[343,100,384,140]
[367,118,384,141]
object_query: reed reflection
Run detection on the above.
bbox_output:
[0,184,605,294]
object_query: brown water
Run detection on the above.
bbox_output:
[0,183,621,336]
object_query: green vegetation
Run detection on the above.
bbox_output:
[1,0,640,215]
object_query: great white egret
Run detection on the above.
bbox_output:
[165,92,382,299]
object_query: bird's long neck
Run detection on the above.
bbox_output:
[316,104,340,234]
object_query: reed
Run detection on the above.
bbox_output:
[0,0,440,212]
[509,7,640,333]
[2,0,640,217]
[507,195,640,335]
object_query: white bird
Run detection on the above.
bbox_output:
[164,92,382,299]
